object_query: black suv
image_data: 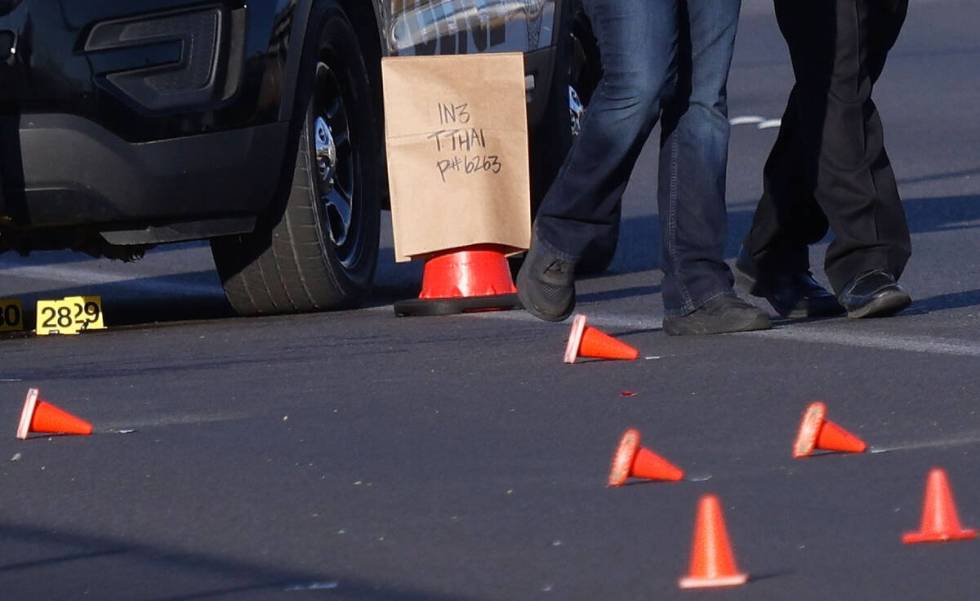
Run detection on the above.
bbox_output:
[0,0,581,315]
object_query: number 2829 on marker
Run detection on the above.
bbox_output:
[35,296,105,336]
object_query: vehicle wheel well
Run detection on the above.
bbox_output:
[337,0,389,209]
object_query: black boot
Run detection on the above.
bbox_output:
[734,247,844,319]
[838,270,911,319]
[516,239,577,322]
[663,294,771,336]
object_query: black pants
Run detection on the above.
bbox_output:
[742,0,911,293]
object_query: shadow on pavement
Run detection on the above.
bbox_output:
[3,195,977,326]
[905,288,980,315]
[904,194,980,234]
[577,284,662,303]
[7,271,233,330]
[748,569,794,583]
[0,521,483,601]
[0,242,204,269]
[609,193,980,276]
[0,548,128,573]
[899,166,980,186]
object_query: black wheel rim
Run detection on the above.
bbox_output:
[311,61,359,267]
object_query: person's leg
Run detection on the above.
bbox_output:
[811,0,911,293]
[851,0,910,281]
[533,0,677,261]
[818,0,911,318]
[656,0,742,316]
[748,0,908,277]
[519,0,677,321]
[734,2,843,318]
[657,0,769,334]
[741,88,828,276]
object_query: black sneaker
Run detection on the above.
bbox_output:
[838,270,911,319]
[516,240,576,322]
[663,294,771,336]
[734,248,844,319]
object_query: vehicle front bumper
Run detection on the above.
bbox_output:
[1,114,289,241]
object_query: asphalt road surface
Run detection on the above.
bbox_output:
[2,2,980,599]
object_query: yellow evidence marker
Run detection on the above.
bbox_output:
[0,299,25,332]
[35,296,105,336]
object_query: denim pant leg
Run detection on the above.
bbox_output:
[534,0,677,261]
[657,0,741,315]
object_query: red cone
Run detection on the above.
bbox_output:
[792,401,867,458]
[679,494,749,589]
[903,468,976,544]
[608,428,684,486]
[16,388,93,440]
[394,245,521,316]
[564,315,639,363]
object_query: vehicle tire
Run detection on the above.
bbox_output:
[211,3,380,316]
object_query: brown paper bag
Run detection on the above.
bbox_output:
[382,53,531,262]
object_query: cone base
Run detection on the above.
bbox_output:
[903,529,977,544]
[792,402,826,458]
[679,574,748,589]
[395,245,520,317]
[564,315,588,364]
[16,388,40,440]
[394,294,520,317]
[608,428,641,487]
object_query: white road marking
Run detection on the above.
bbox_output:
[870,433,980,454]
[750,327,980,358]
[98,411,253,430]
[284,582,339,592]
[475,309,661,330]
[729,115,766,126]
[758,119,782,130]
[469,309,980,358]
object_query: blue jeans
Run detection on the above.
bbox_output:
[534,0,742,315]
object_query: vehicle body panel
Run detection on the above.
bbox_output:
[0,0,566,249]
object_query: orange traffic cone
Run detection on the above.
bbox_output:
[16,388,93,440]
[792,401,867,458]
[903,468,976,544]
[394,245,521,316]
[608,428,684,486]
[679,494,749,589]
[564,315,639,363]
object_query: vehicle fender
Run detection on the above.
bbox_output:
[278,0,386,123]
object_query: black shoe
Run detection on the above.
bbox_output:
[734,249,844,319]
[663,294,771,336]
[516,239,576,322]
[838,270,911,319]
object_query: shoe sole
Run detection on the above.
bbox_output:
[734,264,844,319]
[846,290,912,319]
[663,313,771,336]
